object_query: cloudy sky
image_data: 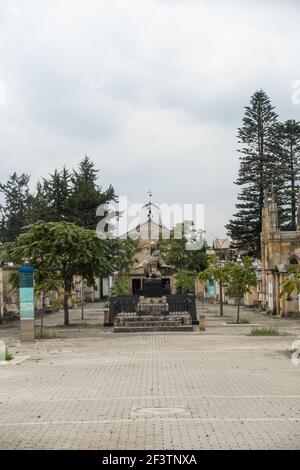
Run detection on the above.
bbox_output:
[0,0,299,241]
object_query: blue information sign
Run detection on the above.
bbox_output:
[19,267,34,320]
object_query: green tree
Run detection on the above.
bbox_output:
[109,276,129,298]
[44,167,71,221]
[0,172,31,242]
[27,181,50,224]
[280,265,300,300]
[27,167,72,224]
[226,257,257,323]
[270,120,300,230]
[226,90,280,255]
[174,269,194,294]
[7,221,113,325]
[158,221,207,272]
[199,255,230,317]
[69,156,116,229]
[106,238,140,275]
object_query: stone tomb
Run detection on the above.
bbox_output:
[137,296,169,315]
[114,280,193,332]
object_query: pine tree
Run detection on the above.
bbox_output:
[43,166,71,221]
[27,181,50,224]
[0,172,31,243]
[27,167,71,224]
[271,120,300,230]
[69,156,116,229]
[226,90,280,255]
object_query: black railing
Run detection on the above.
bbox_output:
[106,294,198,325]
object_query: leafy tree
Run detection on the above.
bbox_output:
[7,221,113,325]
[106,238,140,275]
[109,276,129,298]
[0,172,31,243]
[280,265,300,300]
[174,269,194,294]
[199,255,231,316]
[226,257,257,323]
[69,156,117,229]
[158,221,207,272]
[226,90,280,255]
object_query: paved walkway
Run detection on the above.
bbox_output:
[0,303,299,449]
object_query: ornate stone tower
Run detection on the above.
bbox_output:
[261,191,279,242]
[261,188,300,315]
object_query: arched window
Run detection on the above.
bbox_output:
[290,255,299,265]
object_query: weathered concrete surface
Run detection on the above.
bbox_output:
[0,303,299,449]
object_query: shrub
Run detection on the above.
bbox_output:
[5,349,13,361]
[251,327,279,336]
[35,330,56,340]
[240,317,250,324]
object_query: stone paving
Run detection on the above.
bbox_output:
[0,303,299,449]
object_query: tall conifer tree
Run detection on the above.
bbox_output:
[226,90,280,254]
[0,172,31,242]
[69,156,116,229]
[270,120,300,230]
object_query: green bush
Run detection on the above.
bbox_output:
[251,327,279,336]
[240,317,250,324]
[50,300,61,311]
[5,349,13,361]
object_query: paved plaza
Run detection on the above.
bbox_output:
[0,304,300,449]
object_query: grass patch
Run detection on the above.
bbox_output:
[251,327,279,336]
[227,317,250,324]
[240,317,250,324]
[35,329,56,340]
[0,324,16,329]
[5,349,13,361]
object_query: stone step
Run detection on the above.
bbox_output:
[114,325,194,333]
[123,320,184,327]
[116,314,190,322]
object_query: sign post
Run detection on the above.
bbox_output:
[19,266,35,342]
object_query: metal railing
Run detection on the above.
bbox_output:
[107,294,198,325]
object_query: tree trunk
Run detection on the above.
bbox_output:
[219,280,223,317]
[63,291,69,325]
[236,297,240,324]
[0,281,4,325]
[81,278,84,320]
[40,290,45,335]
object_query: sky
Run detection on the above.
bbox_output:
[0,0,300,242]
